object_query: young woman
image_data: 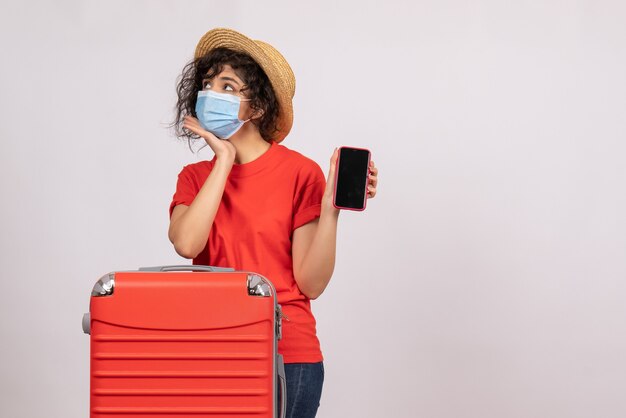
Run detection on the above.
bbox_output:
[168,27,378,418]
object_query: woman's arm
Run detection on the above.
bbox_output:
[168,159,233,258]
[292,149,378,299]
[292,207,340,299]
[168,116,236,259]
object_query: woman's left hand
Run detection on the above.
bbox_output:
[367,159,378,199]
[321,148,378,213]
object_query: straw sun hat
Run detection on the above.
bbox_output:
[194,27,295,143]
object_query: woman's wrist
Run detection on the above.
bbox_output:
[214,155,235,171]
[320,199,340,219]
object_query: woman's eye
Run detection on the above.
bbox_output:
[202,81,212,90]
[224,84,234,92]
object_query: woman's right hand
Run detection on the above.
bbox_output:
[183,115,236,164]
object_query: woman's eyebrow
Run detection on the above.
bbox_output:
[218,76,241,86]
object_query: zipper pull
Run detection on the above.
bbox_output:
[276,305,288,341]
[277,305,290,322]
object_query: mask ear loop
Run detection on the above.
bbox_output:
[239,97,256,123]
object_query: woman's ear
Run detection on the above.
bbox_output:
[253,108,265,120]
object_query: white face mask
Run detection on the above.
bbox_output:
[195,90,252,139]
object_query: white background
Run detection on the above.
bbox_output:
[1,1,625,417]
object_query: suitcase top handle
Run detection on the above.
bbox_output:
[138,265,236,273]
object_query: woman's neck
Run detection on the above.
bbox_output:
[228,124,272,164]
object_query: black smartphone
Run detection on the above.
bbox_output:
[333,146,371,211]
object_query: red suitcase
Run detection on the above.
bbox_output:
[82,265,286,418]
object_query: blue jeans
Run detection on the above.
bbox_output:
[284,362,324,418]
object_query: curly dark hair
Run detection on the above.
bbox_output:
[171,47,280,152]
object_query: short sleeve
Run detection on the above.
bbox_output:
[168,165,197,219]
[292,163,326,231]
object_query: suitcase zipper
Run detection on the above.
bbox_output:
[277,305,290,322]
[276,305,290,341]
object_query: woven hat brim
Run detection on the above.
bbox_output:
[194,28,294,143]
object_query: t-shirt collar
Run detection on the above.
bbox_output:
[211,140,279,178]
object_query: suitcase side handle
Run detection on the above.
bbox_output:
[138,265,235,272]
[277,354,287,418]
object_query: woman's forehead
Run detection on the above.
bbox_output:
[207,64,244,82]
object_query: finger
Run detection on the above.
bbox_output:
[184,122,215,141]
[182,121,200,134]
[184,115,205,129]
[325,148,339,194]
[183,117,218,141]
[183,116,197,127]
[367,186,376,198]
[183,122,203,136]
[328,148,339,174]
[369,174,378,188]
[184,117,202,130]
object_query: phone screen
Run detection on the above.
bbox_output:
[334,147,370,210]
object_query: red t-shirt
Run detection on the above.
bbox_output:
[168,141,325,363]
